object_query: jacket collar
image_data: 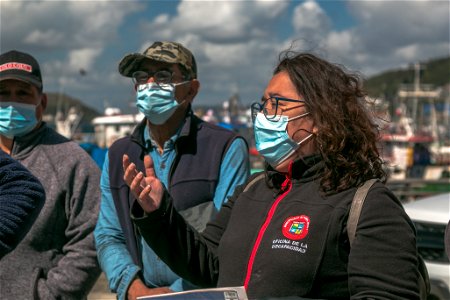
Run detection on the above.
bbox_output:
[290,154,324,180]
[130,108,196,151]
[11,122,49,159]
[267,154,324,187]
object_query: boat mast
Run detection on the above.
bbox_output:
[397,63,440,139]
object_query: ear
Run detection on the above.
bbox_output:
[312,125,318,134]
[185,79,200,104]
[40,93,48,110]
[35,93,47,123]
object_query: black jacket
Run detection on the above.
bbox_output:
[132,155,420,299]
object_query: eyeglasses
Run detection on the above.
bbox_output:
[251,96,305,122]
[132,70,175,85]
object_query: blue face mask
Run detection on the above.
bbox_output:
[253,112,313,167]
[136,82,189,125]
[0,102,38,139]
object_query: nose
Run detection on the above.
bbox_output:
[134,74,155,91]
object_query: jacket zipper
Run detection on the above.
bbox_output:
[243,177,293,289]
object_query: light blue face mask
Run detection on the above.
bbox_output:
[0,102,38,139]
[253,112,313,167]
[136,82,189,125]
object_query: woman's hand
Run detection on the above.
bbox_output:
[122,154,164,213]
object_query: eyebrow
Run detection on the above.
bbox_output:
[268,92,285,98]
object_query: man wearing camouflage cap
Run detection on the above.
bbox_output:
[94,41,250,299]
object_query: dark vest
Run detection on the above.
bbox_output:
[108,114,242,267]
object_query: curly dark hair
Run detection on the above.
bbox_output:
[274,51,387,194]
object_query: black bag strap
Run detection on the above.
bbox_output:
[243,173,265,193]
[346,178,430,299]
[347,179,378,247]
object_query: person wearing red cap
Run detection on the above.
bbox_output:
[0,50,101,299]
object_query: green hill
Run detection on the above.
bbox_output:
[44,92,101,124]
[364,56,450,100]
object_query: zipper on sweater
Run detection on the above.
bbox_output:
[243,176,293,289]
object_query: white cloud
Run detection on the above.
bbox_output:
[325,30,355,55]
[1,0,448,113]
[1,0,142,111]
[68,48,102,72]
[144,0,289,43]
[347,0,449,55]
[130,1,291,107]
[1,0,141,57]
[24,29,65,47]
[153,14,170,25]
[292,0,331,35]
[317,0,450,76]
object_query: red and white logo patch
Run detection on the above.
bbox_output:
[0,62,32,73]
[282,215,310,240]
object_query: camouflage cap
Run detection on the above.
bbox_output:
[118,41,197,79]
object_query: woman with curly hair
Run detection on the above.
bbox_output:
[124,51,420,299]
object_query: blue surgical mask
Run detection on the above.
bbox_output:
[253,112,313,167]
[136,82,189,125]
[0,102,38,138]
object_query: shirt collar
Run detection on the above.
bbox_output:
[142,108,193,150]
[144,123,181,150]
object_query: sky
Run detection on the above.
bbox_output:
[1,0,449,114]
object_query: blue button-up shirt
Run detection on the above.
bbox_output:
[94,124,250,300]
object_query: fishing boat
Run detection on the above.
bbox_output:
[378,63,450,200]
[91,107,144,149]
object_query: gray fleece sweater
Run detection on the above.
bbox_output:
[0,123,101,300]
